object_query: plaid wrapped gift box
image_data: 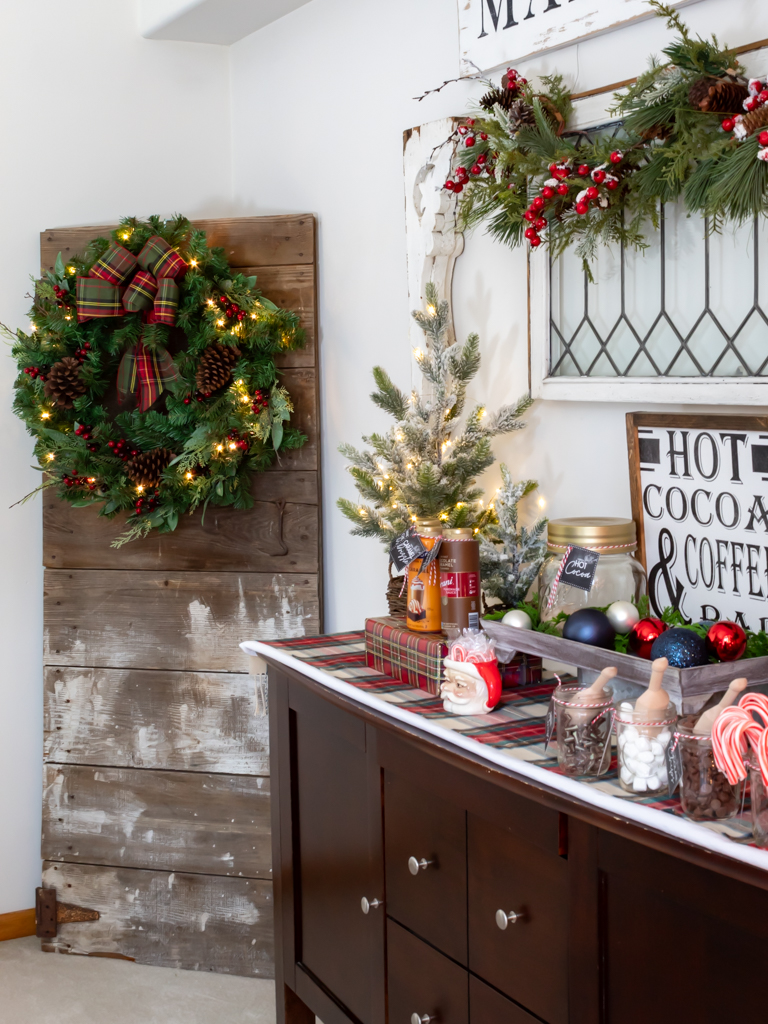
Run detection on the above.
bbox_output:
[138,235,187,280]
[365,616,448,695]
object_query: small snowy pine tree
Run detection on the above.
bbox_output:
[479,464,548,608]
[337,285,531,544]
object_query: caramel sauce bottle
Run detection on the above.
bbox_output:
[439,527,480,634]
[407,522,443,633]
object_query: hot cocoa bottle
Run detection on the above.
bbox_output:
[439,528,480,634]
[407,522,443,633]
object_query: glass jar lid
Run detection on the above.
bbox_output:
[546,517,637,553]
[415,517,441,529]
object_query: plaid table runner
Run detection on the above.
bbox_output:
[266,630,758,847]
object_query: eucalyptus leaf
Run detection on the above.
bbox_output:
[272,421,284,450]
[54,252,66,279]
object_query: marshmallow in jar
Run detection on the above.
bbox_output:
[615,658,677,794]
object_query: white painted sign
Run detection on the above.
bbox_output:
[458,0,700,76]
[637,424,768,631]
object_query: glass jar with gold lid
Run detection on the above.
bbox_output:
[538,517,646,622]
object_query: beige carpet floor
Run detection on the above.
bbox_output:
[0,937,277,1024]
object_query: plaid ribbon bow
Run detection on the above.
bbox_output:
[116,340,180,412]
[76,236,187,325]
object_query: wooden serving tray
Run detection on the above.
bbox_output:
[482,620,768,713]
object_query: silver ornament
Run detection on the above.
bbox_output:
[606,600,639,635]
[501,608,533,630]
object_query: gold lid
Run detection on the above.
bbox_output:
[443,528,474,538]
[415,517,441,528]
[417,526,443,537]
[546,517,637,552]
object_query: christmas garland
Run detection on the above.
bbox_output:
[8,215,306,545]
[451,2,768,271]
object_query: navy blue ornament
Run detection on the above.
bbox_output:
[562,609,615,649]
[650,627,708,668]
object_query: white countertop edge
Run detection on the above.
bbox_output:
[241,640,768,875]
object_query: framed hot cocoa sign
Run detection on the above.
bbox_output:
[458,0,701,76]
[627,412,768,632]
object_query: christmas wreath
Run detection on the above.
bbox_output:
[8,215,306,545]
[450,2,768,271]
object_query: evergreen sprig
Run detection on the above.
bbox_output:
[7,215,306,544]
[338,284,530,545]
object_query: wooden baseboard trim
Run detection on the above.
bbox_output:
[0,908,36,942]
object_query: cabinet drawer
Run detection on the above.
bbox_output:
[469,976,540,1024]
[384,771,467,963]
[468,814,568,1024]
[387,919,468,1024]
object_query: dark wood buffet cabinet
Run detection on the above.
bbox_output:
[264,652,768,1024]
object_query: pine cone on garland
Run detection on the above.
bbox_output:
[740,104,768,136]
[195,343,241,394]
[126,448,174,489]
[507,98,537,131]
[689,77,749,112]
[43,357,86,409]
[479,87,519,113]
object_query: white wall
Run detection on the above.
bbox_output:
[229,0,766,635]
[0,1,230,915]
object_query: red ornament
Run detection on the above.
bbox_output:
[529,235,542,247]
[577,164,590,177]
[575,201,589,216]
[534,217,547,231]
[760,130,768,146]
[706,621,747,662]
[542,186,555,199]
[557,183,569,196]
[722,117,735,131]
[586,186,599,200]
[629,618,668,659]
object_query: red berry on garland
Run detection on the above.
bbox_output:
[458,125,467,135]
[609,151,623,164]
[593,169,607,184]
[529,235,541,247]
[183,396,191,404]
[575,201,589,215]
[453,183,463,194]
[760,90,768,103]
[557,183,569,196]
[531,196,545,211]
[549,162,558,175]
[606,179,619,191]
[534,217,547,231]
[479,133,488,141]
[523,210,536,222]
[444,180,455,191]
[524,227,538,240]
[746,97,759,111]
[477,154,486,165]
[628,617,668,659]
[760,130,768,146]
[465,136,475,147]
[586,186,599,200]
[577,164,590,177]
[706,621,747,662]
[470,164,481,175]
[107,440,116,448]
[542,186,555,199]
[87,444,97,452]
[722,118,735,131]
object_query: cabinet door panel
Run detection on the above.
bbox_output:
[384,770,467,964]
[469,976,540,1024]
[468,814,568,1024]
[387,919,468,1024]
[295,698,380,1024]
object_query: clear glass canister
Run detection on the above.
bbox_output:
[676,717,741,821]
[615,699,677,794]
[551,684,614,776]
[539,517,646,622]
[748,756,768,847]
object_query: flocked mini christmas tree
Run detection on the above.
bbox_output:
[338,284,531,542]
[478,464,547,609]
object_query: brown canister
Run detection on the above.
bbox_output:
[439,528,480,634]
[407,522,442,633]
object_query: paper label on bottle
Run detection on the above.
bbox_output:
[665,739,682,797]
[560,545,600,593]
[440,571,479,598]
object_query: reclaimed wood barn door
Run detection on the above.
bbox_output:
[38,216,321,975]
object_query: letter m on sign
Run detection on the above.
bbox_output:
[479,0,517,37]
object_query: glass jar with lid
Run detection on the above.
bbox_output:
[538,517,646,622]
[676,716,742,821]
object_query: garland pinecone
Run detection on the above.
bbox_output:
[689,77,749,112]
[195,342,241,393]
[479,87,520,113]
[741,104,768,136]
[126,448,174,489]
[44,357,86,409]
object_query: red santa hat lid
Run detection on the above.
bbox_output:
[443,657,502,711]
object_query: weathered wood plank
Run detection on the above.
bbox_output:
[44,490,318,572]
[44,666,269,773]
[44,571,319,671]
[40,215,314,274]
[42,765,271,878]
[41,861,274,976]
[244,264,316,369]
[273,366,318,471]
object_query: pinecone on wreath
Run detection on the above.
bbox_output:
[507,98,537,131]
[688,77,749,112]
[126,448,174,489]
[479,87,519,114]
[740,104,768,136]
[44,357,86,409]
[195,343,241,394]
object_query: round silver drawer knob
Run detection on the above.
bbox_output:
[410,1014,434,1024]
[360,897,381,914]
[408,856,434,876]
[495,908,524,929]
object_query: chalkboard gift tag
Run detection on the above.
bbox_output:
[560,545,600,593]
[389,526,428,573]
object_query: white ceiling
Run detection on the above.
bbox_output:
[139,0,314,45]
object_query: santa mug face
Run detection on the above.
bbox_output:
[441,664,490,716]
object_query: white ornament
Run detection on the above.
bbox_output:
[606,600,640,634]
[501,608,533,630]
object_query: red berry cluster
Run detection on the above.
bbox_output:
[52,284,70,309]
[723,80,768,152]
[135,490,160,515]
[107,438,139,462]
[522,153,623,247]
[74,341,91,364]
[75,423,99,452]
[251,389,269,414]
[445,121,493,193]
[218,295,246,323]
[63,474,97,491]
[23,366,47,382]
[227,430,250,452]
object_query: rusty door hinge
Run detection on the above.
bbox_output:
[36,886,100,939]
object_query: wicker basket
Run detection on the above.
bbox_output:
[386,560,408,618]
